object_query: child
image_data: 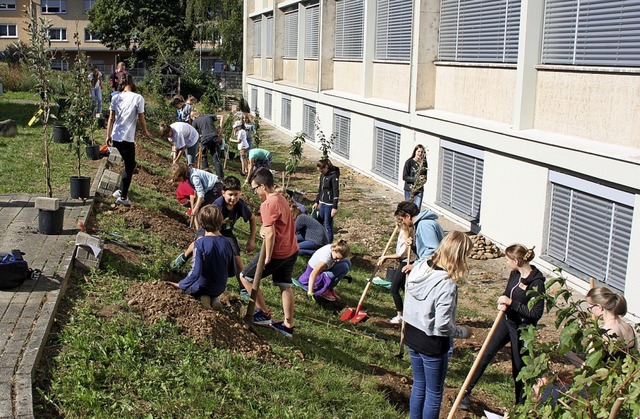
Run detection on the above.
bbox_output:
[241,168,299,337]
[229,120,249,176]
[160,122,200,166]
[175,179,196,216]
[244,147,272,185]
[394,201,445,272]
[170,95,190,123]
[168,205,236,310]
[292,205,329,256]
[171,162,222,228]
[242,112,256,149]
[296,240,351,301]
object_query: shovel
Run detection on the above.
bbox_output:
[243,245,267,323]
[340,225,399,323]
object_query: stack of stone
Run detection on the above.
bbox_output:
[469,235,502,260]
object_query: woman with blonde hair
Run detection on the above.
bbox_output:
[403,231,473,419]
[586,286,636,355]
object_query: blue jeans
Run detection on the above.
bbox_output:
[90,87,102,114]
[404,190,424,209]
[326,259,351,290]
[317,203,335,243]
[409,348,448,419]
[297,237,320,256]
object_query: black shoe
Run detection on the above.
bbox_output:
[459,393,471,411]
[344,274,353,284]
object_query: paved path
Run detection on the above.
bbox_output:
[0,164,105,418]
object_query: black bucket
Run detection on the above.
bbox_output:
[70,176,91,199]
[97,116,106,129]
[38,207,64,235]
[86,145,101,160]
[53,124,72,143]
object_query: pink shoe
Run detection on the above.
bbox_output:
[320,289,336,301]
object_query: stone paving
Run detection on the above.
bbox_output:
[0,163,106,419]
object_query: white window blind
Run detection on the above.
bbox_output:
[373,124,401,182]
[542,0,640,67]
[284,10,299,59]
[546,179,633,291]
[281,96,292,129]
[265,90,272,120]
[335,0,365,60]
[438,0,521,63]
[375,0,413,61]
[253,19,262,57]
[305,5,320,59]
[439,147,484,221]
[251,88,258,112]
[333,112,351,158]
[266,16,274,58]
[303,103,316,141]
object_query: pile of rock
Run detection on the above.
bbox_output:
[470,235,502,259]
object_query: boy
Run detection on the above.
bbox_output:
[168,205,236,310]
[242,168,298,337]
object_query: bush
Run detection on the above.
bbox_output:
[0,63,37,92]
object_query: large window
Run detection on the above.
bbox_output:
[373,121,401,182]
[253,19,261,57]
[335,0,364,60]
[0,1,16,10]
[303,102,316,141]
[49,28,67,41]
[542,0,640,67]
[375,0,413,61]
[51,59,68,71]
[305,5,320,59]
[41,0,67,13]
[333,110,351,158]
[546,172,633,291]
[281,95,291,129]
[266,16,274,58]
[0,24,16,38]
[438,141,484,221]
[438,0,521,63]
[284,9,298,59]
[83,0,95,11]
[84,29,101,42]
[264,90,272,120]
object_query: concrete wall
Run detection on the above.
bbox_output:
[434,66,516,124]
[372,63,411,104]
[283,59,297,82]
[535,71,640,148]
[266,58,273,78]
[333,61,363,95]
[303,60,319,87]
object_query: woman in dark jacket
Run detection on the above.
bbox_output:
[460,244,546,409]
[403,145,428,208]
[312,159,340,242]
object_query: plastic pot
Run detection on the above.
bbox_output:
[85,145,101,160]
[97,115,106,129]
[52,124,72,143]
[38,207,64,235]
[70,176,91,199]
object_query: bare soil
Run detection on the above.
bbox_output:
[96,126,563,418]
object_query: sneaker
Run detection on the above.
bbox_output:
[390,315,403,324]
[271,321,294,338]
[200,295,212,310]
[115,197,132,206]
[170,253,187,270]
[239,288,250,302]
[320,289,336,301]
[372,277,393,289]
[112,189,122,199]
[459,393,471,411]
[253,309,272,326]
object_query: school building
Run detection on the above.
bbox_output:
[242,0,640,319]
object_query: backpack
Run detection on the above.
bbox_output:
[0,250,33,290]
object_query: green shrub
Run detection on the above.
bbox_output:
[0,63,37,92]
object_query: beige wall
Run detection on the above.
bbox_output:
[303,60,318,87]
[266,58,273,78]
[282,58,296,82]
[250,57,261,76]
[535,71,640,148]
[372,63,411,104]
[333,61,362,95]
[434,66,516,124]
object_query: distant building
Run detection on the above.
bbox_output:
[243,0,640,319]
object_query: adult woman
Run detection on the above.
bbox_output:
[377,222,413,323]
[460,244,545,410]
[160,121,200,165]
[106,74,152,206]
[171,162,222,228]
[586,286,636,355]
[403,231,472,419]
[312,159,340,243]
[297,240,351,302]
[403,145,428,209]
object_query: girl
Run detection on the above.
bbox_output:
[377,221,413,324]
[297,240,351,301]
[171,162,222,228]
[403,230,472,419]
[242,112,256,149]
[160,121,200,166]
[312,159,340,243]
[586,286,636,356]
[230,120,249,175]
[460,244,546,410]
[402,144,428,209]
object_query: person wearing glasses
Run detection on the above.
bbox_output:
[459,244,546,410]
[585,287,637,357]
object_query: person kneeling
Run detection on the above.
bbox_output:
[297,240,351,301]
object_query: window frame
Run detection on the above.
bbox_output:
[305,4,320,60]
[84,28,101,42]
[0,23,17,38]
[302,101,316,141]
[253,18,262,58]
[41,0,67,14]
[281,95,292,130]
[49,28,67,41]
[0,0,17,10]
[265,15,274,58]
[283,9,299,59]
[51,59,69,71]
[264,90,272,120]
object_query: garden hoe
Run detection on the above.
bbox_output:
[340,225,399,323]
[243,245,267,323]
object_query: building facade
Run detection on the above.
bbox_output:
[243,0,640,318]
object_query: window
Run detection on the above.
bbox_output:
[0,24,16,38]
[438,141,484,221]
[251,87,258,113]
[375,0,413,61]
[253,18,261,57]
[84,29,101,42]
[438,0,521,63]
[281,95,291,129]
[373,121,401,182]
[41,0,67,13]
[335,0,364,60]
[542,0,640,67]
[51,59,68,71]
[266,16,274,58]
[264,90,272,120]
[49,28,67,41]
[303,102,316,141]
[305,5,320,59]
[284,9,298,59]
[0,1,16,10]
[333,110,351,158]
[546,172,633,291]
[83,0,95,11]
